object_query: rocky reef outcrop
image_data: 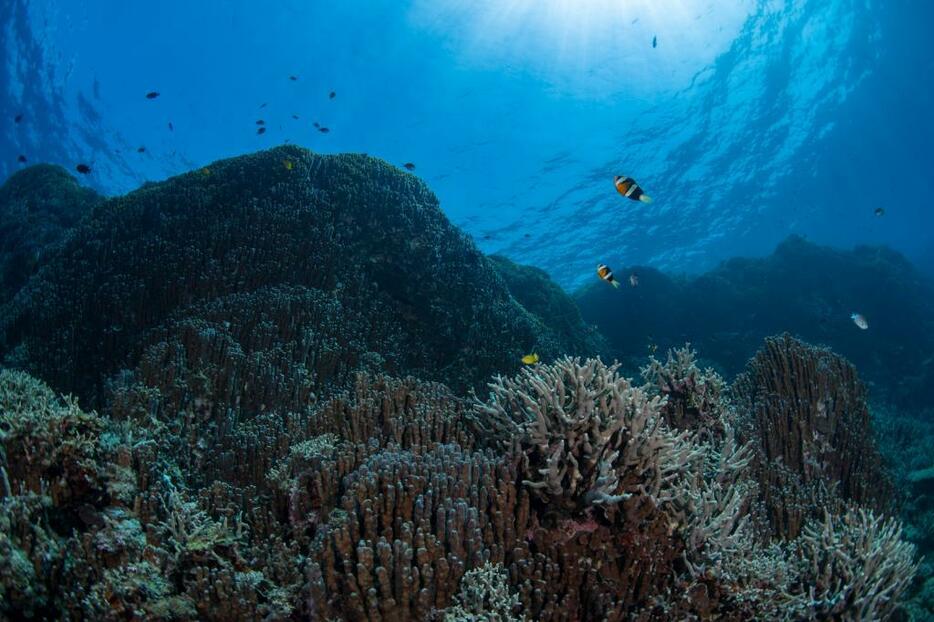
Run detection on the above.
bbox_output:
[0,150,919,620]
[575,235,934,411]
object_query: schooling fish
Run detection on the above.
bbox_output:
[850,312,869,330]
[521,353,540,365]
[318,126,330,134]
[145,91,160,99]
[256,127,266,135]
[256,119,265,125]
[313,121,320,128]
[614,175,653,203]
[17,155,26,163]
[404,162,416,171]
[75,163,91,174]
[597,264,620,288]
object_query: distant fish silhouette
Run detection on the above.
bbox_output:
[850,312,869,330]
[168,121,174,131]
[289,75,298,81]
[75,163,91,174]
[404,162,416,171]
[17,155,26,163]
[652,36,657,48]
[14,113,23,123]
[256,119,265,125]
[329,91,336,99]
[291,114,300,119]
[318,126,330,134]
[256,127,266,135]
[137,146,146,153]
[259,102,267,109]
[874,207,885,217]
[145,91,159,99]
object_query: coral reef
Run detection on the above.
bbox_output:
[0,151,920,620]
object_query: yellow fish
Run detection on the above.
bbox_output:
[283,159,294,171]
[521,353,540,365]
[200,167,211,176]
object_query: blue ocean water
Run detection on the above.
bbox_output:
[2,0,931,289]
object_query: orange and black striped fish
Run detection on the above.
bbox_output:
[597,264,620,288]
[614,175,653,204]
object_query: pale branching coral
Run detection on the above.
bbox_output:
[471,357,701,514]
[439,562,522,622]
[797,506,917,620]
[641,345,727,438]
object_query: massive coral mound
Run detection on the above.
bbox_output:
[0,164,102,303]
[488,254,607,358]
[575,235,934,409]
[731,334,894,539]
[0,146,594,407]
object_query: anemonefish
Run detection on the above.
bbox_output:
[614,175,653,204]
[597,264,620,288]
[521,353,540,365]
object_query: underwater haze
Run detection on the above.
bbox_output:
[2,0,933,287]
[3,1,934,621]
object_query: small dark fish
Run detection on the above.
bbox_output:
[14,113,23,123]
[652,36,657,48]
[313,121,320,128]
[318,126,330,134]
[145,91,160,99]
[137,146,146,153]
[404,162,416,171]
[168,121,174,131]
[259,102,267,109]
[257,127,266,135]
[874,207,885,217]
[289,75,298,81]
[291,114,299,119]
[75,163,91,174]
[256,119,265,125]
[329,91,336,99]
[17,154,27,163]
[524,233,531,239]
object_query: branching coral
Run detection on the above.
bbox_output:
[471,356,701,514]
[641,345,727,439]
[731,334,895,539]
[439,562,523,622]
[797,506,917,620]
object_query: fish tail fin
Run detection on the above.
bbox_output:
[639,194,653,204]
[612,280,621,288]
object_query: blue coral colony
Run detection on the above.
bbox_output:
[1,5,929,622]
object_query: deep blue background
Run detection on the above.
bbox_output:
[1,0,931,289]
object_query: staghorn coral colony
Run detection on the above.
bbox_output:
[0,147,920,620]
